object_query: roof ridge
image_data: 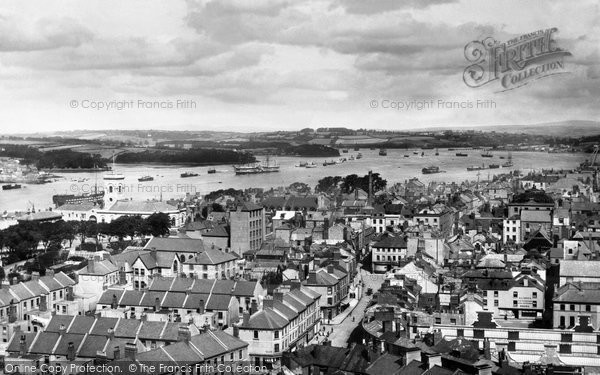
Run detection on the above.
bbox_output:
[208,330,228,350]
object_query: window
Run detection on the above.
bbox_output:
[569,316,575,327]
[513,300,517,307]
[274,331,279,339]
[493,291,498,297]
[513,291,518,298]
[532,301,537,308]
[570,304,575,311]
[560,304,565,311]
[274,344,280,352]
[586,305,591,312]
[253,331,259,340]
[494,300,499,307]
[532,292,537,298]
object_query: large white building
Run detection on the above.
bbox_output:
[57,171,186,227]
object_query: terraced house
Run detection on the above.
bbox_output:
[238,283,321,368]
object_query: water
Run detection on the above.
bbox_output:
[0,149,587,212]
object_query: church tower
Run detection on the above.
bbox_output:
[103,153,125,208]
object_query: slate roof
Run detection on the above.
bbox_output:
[373,234,407,249]
[144,237,206,253]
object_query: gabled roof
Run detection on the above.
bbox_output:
[144,237,206,253]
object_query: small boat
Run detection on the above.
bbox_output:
[323,160,336,166]
[499,156,506,159]
[421,152,425,157]
[404,155,409,158]
[356,153,362,159]
[207,168,216,174]
[138,175,154,182]
[379,149,387,156]
[2,183,21,190]
[305,162,317,168]
[181,172,199,178]
[349,155,355,161]
[413,152,419,155]
[422,166,441,174]
[354,147,360,151]
[481,151,493,158]
[488,164,500,169]
[296,162,308,168]
[342,149,349,153]
[435,149,439,156]
[456,153,468,157]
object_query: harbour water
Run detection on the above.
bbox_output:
[0,149,588,212]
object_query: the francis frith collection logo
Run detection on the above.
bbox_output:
[463,28,571,91]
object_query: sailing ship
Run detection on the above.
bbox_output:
[481,151,493,158]
[488,164,500,169]
[234,156,280,175]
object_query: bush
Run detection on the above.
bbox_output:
[77,242,103,252]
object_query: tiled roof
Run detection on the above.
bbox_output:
[78,259,118,276]
[185,248,237,265]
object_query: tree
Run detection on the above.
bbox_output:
[315,176,343,193]
[146,213,171,237]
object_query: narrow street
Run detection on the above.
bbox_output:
[324,268,385,347]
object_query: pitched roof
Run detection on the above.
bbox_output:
[144,237,206,253]
[107,200,178,213]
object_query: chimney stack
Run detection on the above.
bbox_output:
[67,342,76,361]
[8,302,17,323]
[40,294,48,312]
[111,294,118,309]
[307,271,317,284]
[483,338,491,360]
[327,265,334,274]
[124,343,137,361]
[273,291,284,302]
[177,325,191,343]
[250,300,258,314]
[59,324,67,336]
[198,299,205,314]
[423,353,442,369]
[154,297,161,312]
[46,269,55,277]
[88,258,95,273]
[243,312,250,326]
[233,325,239,338]
[32,272,40,282]
[263,295,274,309]
[107,328,115,340]
[19,334,27,356]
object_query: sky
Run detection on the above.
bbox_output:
[0,0,598,133]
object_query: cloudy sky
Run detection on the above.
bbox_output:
[0,0,598,133]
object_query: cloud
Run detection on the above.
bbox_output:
[0,15,93,51]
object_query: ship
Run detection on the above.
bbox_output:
[207,168,216,174]
[467,165,484,171]
[234,156,280,175]
[456,152,468,157]
[181,172,199,178]
[502,153,514,167]
[422,166,441,174]
[413,152,419,155]
[322,160,336,166]
[2,183,22,190]
[138,175,154,182]
[488,164,500,169]
[404,155,409,158]
[356,153,362,159]
[481,151,493,157]
[379,149,387,156]
[305,162,317,168]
